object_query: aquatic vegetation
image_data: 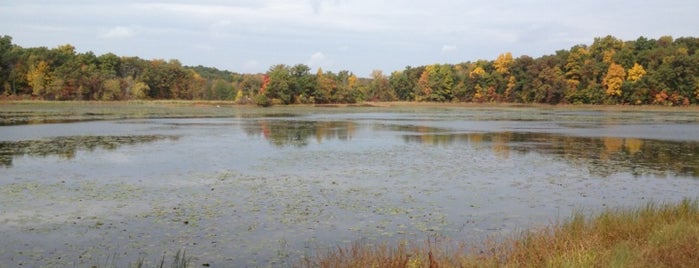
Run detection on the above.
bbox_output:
[0,135,178,167]
[95,250,191,268]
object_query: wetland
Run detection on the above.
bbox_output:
[1,102,698,267]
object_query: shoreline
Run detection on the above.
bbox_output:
[2,99,699,111]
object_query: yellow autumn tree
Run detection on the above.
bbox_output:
[469,67,485,79]
[493,52,513,74]
[27,60,51,96]
[626,63,646,82]
[316,68,335,103]
[603,63,625,96]
[473,84,484,102]
[565,47,590,80]
[348,74,357,89]
[602,50,616,64]
[504,75,516,100]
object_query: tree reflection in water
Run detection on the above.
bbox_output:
[243,120,357,148]
[0,135,178,167]
[243,119,698,178]
[402,131,698,178]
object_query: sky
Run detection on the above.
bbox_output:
[1,0,698,77]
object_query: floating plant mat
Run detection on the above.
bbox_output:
[0,135,179,167]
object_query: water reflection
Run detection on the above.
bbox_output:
[372,123,448,133]
[0,135,178,167]
[403,132,699,178]
[242,120,357,147]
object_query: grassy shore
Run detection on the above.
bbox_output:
[302,199,699,268]
[1,100,698,126]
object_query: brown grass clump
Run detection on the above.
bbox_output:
[301,199,699,268]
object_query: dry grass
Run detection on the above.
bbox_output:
[301,199,699,268]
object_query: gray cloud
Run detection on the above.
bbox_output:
[1,0,698,76]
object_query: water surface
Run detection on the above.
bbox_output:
[1,107,698,266]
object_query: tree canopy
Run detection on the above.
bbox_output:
[1,34,698,105]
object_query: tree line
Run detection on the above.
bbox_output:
[1,35,698,105]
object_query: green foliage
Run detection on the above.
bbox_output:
[254,93,271,107]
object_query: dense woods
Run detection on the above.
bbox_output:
[1,35,698,105]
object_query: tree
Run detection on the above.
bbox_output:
[627,63,646,82]
[389,70,412,101]
[494,52,514,74]
[27,60,51,97]
[98,53,121,77]
[101,78,122,100]
[416,65,433,101]
[315,68,335,103]
[533,66,567,104]
[265,64,292,104]
[503,75,517,102]
[211,79,233,100]
[130,81,149,99]
[469,66,486,79]
[369,70,395,101]
[565,46,589,81]
[590,35,624,62]
[239,74,262,99]
[289,64,315,103]
[603,63,625,98]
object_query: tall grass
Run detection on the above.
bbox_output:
[302,199,699,267]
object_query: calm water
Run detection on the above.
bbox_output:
[1,107,698,266]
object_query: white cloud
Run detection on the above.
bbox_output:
[101,26,134,39]
[441,45,457,53]
[308,52,332,70]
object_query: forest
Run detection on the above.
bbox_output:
[1,35,698,105]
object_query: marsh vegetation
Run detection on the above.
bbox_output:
[305,199,699,267]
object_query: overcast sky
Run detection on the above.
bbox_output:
[2,0,698,76]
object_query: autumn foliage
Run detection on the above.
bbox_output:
[1,35,698,105]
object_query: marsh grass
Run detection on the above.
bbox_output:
[95,250,191,268]
[302,199,699,267]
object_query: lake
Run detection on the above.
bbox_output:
[1,105,698,267]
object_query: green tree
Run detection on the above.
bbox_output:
[289,64,315,103]
[265,64,292,104]
[389,70,412,101]
[211,79,233,100]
